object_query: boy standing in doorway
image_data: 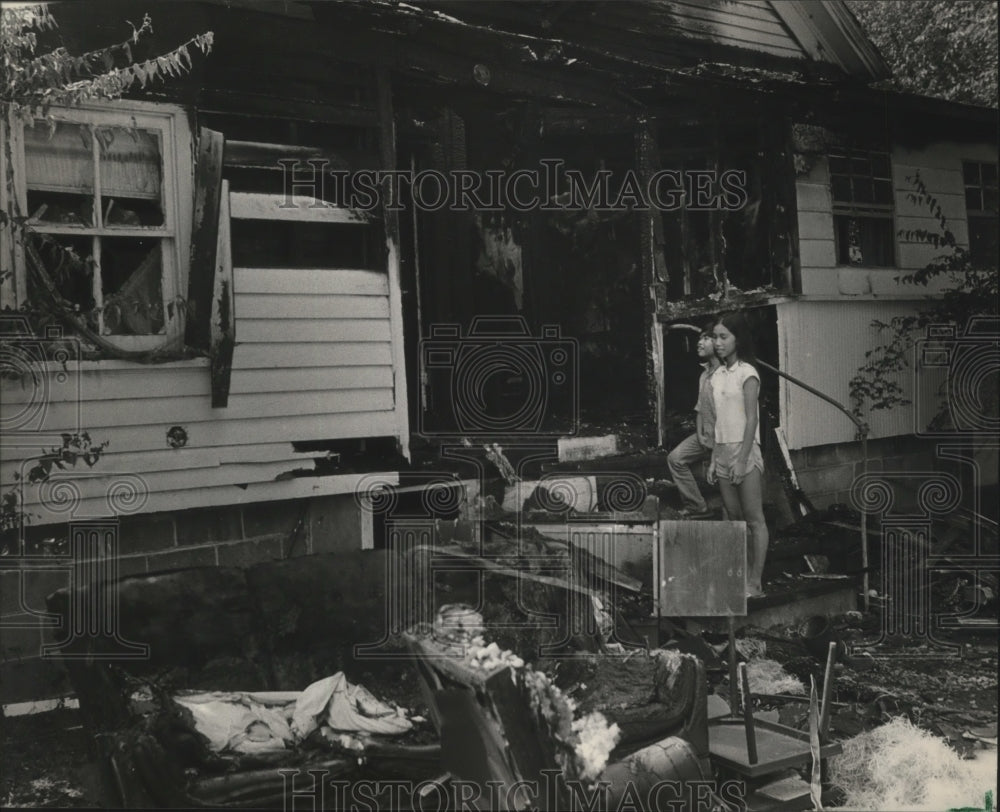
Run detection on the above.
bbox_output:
[666,323,720,518]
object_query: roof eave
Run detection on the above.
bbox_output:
[771,0,892,82]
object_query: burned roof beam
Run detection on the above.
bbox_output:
[222,141,355,172]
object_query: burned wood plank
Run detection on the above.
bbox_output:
[377,67,411,462]
[229,192,373,224]
[199,88,380,127]
[185,127,224,352]
[223,140,354,171]
[636,120,663,444]
[656,289,795,321]
[211,183,236,408]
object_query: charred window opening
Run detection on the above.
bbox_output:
[20,116,179,344]
[229,220,381,270]
[657,114,796,303]
[205,113,385,270]
[534,133,646,425]
[396,96,650,432]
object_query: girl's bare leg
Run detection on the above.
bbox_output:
[718,479,744,522]
[738,468,769,595]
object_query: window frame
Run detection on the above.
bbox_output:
[828,146,897,268]
[8,101,193,351]
[962,160,999,267]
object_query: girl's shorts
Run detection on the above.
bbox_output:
[713,442,764,480]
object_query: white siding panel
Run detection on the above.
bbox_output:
[1,410,398,467]
[20,472,394,521]
[227,366,392,394]
[797,211,834,240]
[778,300,925,449]
[799,238,836,269]
[239,318,391,344]
[795,182,831,213]
[234,268,388,296]
[36,389,394,429]
[1,182,406,524]
[237,294,390,319]
[1,364,210,404]
[1,442,307,482]
[229,192,372,223]
[896,216,969,246]
[894,191,965,221]
[232,342,393,369]
[15,458,313,510]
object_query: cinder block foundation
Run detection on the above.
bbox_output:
[1,492,364,706]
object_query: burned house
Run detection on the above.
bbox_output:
[1,0,997,708]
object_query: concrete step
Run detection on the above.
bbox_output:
[683,578,859,634]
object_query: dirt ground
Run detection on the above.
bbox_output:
[0,707,103,808]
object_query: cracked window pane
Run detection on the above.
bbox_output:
[97,126,164,227]
[27,234,96,318]
[24,121,95,226]
[100,237,165,336]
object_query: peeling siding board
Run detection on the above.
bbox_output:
[229,192,373,223]
[4,410,397,460]
[211,181,237,407]
[376,67,410,462]
[186,128,224,350]
[14,472,396,523]
[0,187,405,523]
[225,190,402,453]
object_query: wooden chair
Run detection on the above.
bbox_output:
[710,634,842,810]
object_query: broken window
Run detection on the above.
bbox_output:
[13,106,188,349]
[963,161,998,267]
[829,148,895,267]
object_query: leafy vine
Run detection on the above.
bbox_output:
[848,172,998,428]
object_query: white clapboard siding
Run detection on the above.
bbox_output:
[238,318,391,344]
[234,268,388,295]
[229,192,374,223]
[778,300,928,449]
[237,294,390,320]
[18,472,396,520]
[1,409,398,463]
[2,364,212,404]
[30,388,394,430]
[779,140,990,447]
[15,459,316,510]
[1,442,311,482]
[227,366,391,394]
[233,343,393,369]
[1,188,408,524]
